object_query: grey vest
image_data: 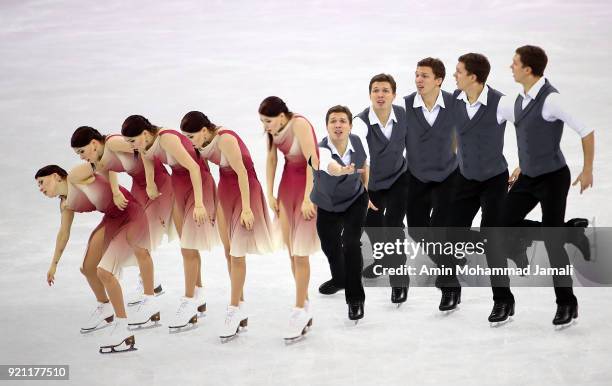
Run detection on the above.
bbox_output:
[514,79,566,177]
[355,105,407,191]
[310,135,367,213]
[404,90,458,182]
[453,86,508,181]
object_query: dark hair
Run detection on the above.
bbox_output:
[70,126,106,148]
[369,73,397,94]
[258,96,292,118]
[325,105,353,125]
[515,45,547,77]
[458,53,490,84]
[417,57,446,80]
[35,165,67,180]
[121,115,160,137]
[180,111,215,133]
[259,96,294,150]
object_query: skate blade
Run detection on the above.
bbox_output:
[168,315,198,334]
[127,301,143,307]
[220,333,239,344]
[80,319,114,334]
[99,336,137,354]
[439,306,460,316]
[489,317,514,328]
[554,319,578,330]
[129,320,162,331]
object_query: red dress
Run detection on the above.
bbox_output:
[101,135,174,249]
[272,115,320,256]
[66,174,149,276]
[200,129,276,257]
[144,129,218,250]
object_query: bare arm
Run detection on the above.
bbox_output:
[218,134,254,230]
[293,119,319,219]
[67,163,96,185]
[47,200,75,286]
[160,134,207,224]
[266,141,279,213]
[105,135,136,154]
[141,153,160,200]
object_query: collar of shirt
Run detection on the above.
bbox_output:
[413,90,445,111]
[519,77,546,101]
[457,84,489,107]
[368,105,397,127]
[327,138,354,159]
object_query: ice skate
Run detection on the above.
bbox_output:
[284,307,313,343]
[488,302,515,327]
[80,301,114,334]
[348,301,364,325]
[99,318,137,354]
[128,295,161,329]
[439,288,461,314]
[127,275,164,306]
[195,286,207,315]
[219,305,248,342]
[553,304,578,330]
[168,297,198,333]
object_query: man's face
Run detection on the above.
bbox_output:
[369,81,396,110]
[415,66,442,96]
[453,61,476,91]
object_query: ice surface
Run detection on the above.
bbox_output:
[0,1,611,385]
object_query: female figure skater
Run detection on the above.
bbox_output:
[258,96,320,340]
[70,126,174,322]
[36,164,151,353]
[180,111,276,341]
[121,115,217,331]
[310,105,370,322]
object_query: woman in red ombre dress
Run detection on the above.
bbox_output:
[121,115,218,330]
[36,164,150,353]
[70,126,174,307]
[180,111,275,341]
[259,96,320,340]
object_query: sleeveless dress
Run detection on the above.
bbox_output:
[101,135,175,249]
[144,129,219,250]
[199,129,276,257]
[66,174,150,277]
[272,115,320,256]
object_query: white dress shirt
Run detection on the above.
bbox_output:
[497,77,593,138]
[456,84,510,124]
[412,90,446,126]
[318,137,369,176]
[351,106,398,158]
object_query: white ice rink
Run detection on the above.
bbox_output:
[1,1,611,385]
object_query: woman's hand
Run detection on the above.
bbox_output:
[268,195,279,215]
[146,182,161,200]
[47,264,56,286]
[193,204,210,226]
[240,207,255,230]
[113,191,129,211]
[301,198,316,220]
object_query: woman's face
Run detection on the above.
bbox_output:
[326,112,352,142]
[36,174,61,198]
[124,132,149,152]
[72,140,101,163]
[259,113,286,136]
[182,128,207,149]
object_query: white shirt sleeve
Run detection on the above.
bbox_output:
[542,93,594,138]
[318,147,336,176]
[496,95,515,124]
[351,117,370,166]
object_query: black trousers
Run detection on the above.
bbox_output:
[448,170,510,301]
[405,168,458,288]
[317,192,369,303]
[365,171,409,287]
[502,165,577,305]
